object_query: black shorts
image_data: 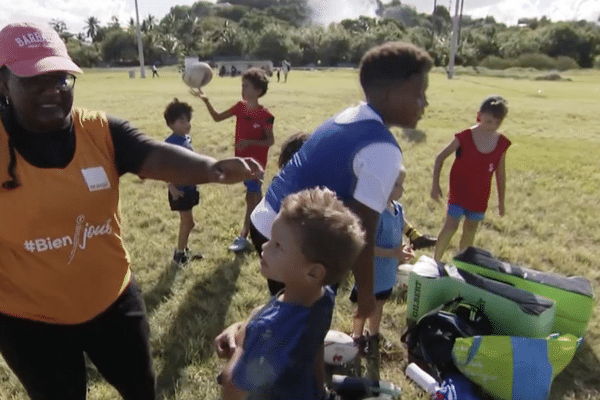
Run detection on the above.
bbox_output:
[349,286,393,303]
[168,188,200,211]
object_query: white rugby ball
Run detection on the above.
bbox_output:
[182,62,213,88]
[324,330,359,365]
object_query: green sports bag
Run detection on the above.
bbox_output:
[452,333,582,400]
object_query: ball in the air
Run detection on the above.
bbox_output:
[182,62,213,88]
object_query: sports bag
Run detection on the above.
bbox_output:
[452,333,582,400]
[402,297,493,377]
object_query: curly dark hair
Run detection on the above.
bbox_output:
[163,98,193,125]
[359,41,433,91]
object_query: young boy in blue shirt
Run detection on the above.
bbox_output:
[215,188,366,400]
[164,98,203,266]
[350,166,415,355]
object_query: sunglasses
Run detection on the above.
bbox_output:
[15,73,77,92]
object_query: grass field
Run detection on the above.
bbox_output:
[1,67,598,399]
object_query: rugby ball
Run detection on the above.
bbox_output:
[182,62,213,88]
[324,330,359,365]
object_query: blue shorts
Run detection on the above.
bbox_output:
[447,204,485,221]
[244,175,263,194]
[349,286,393,303]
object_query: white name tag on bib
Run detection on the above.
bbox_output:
[81,167,111,191]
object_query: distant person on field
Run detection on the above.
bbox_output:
[249,42,432,318]
[431,95,511,261]
[192,67,275,252]
[163,98,203,267]
[350,165,414,357]
[215,188,365,400]
[281,60,291,82]
[276,68,281,82]
[152,64,159,78]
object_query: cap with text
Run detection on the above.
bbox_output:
[0,22,83,77]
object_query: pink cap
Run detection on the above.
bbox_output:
[0,22,83,77]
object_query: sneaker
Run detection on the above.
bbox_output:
[352,335,368,356]
[410,234,437,250]
[172,250,189,267]
[228,236,250,252]
[364,333,380,356]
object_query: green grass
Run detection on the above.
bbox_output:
[1,67,599,399]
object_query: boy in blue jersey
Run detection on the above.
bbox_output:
[350,166,415,357]
[250,41,433,318]
[163,99,203,266]
[215,188,365,400]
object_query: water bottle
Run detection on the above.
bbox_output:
[330,374,401,399]
[405,363,441,394]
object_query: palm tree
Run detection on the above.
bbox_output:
[85,16,100,42]
[50,19,67,35]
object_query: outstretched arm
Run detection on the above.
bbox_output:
[190,88,235,122]
[495,153,507,216]
[137,141,262,185]
[431,138,460,201]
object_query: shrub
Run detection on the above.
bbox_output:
[480,56,513,70]
[555,56,579,71]
[514,53,557,70]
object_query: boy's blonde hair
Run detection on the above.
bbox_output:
[279,188,365,285]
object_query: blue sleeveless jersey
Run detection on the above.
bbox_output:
[265,105,399,212]
[373,201,404,293]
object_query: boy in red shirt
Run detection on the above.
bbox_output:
[431,95,511,261]
[193,68,275,252]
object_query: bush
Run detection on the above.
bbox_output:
[480,56,513,70]
[514,53,557,70]
[555,56,579,71]
[594,56,600,69]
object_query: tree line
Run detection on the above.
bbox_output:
[52,0,600,70]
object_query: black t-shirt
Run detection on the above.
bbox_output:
[1,106,155,176]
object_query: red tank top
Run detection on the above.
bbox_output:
[0,108,131,324]
[448,129,511,213]
[231,101,274,168]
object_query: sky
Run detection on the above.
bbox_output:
[1,0,599,35]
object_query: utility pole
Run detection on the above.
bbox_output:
[458,0,465,43]
[135,0,146,78]
[447,0,461,79]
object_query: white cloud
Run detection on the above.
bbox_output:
[1,0,599,34]
[545,0,600,22]
[308,0,379,25]
[1,0,133,34]
[467,0,600,24]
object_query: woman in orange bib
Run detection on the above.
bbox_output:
[0,22,262,400]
